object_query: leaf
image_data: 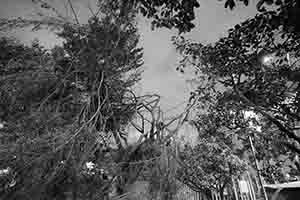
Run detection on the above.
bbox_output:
[140,6,147,16]
[265,0,274,5]
[225,0,236,10]
[225,0,229,8]
[275,0,282,5]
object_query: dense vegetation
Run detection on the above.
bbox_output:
[1,0,300,200]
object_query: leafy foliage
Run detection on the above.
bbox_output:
[0,0,255,34]
[177,141,246,198]
[174,0,300,148]
[3,0,300,198]
[173,105,247,200]
[173,0,300,184]
[0,1,149,199]
[131,0,200,33]
[0,1,199,198]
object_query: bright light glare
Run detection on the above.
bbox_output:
[262,55,273,65]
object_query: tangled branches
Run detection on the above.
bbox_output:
[0,1,198,199]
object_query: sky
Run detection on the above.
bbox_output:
[137,0,258,115]
[0,0,259,141]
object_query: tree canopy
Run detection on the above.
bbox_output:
[2,0,300,199]
[0,1,152,199]
[173,0,300,186]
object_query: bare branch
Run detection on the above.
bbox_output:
[67,0,80,24]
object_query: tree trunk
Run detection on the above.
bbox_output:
[220,185,226,200]
[72,174,78,200]
[232,177,239,200]
[247,172,256,200]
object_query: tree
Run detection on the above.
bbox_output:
[173,0,300,149]
[177,141,246,200]
[146,144,178,200]
[0,0,258,34]
[0,0,205,198]
[119,0,300,33]
[172,0,300,190]
[0,0,199,33]
[3,0,300,35]
[172,104,247,199]
[0,1,150,199]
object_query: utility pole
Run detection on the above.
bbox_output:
[249,136,268,200]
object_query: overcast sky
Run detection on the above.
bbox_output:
[0,0,259,141]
